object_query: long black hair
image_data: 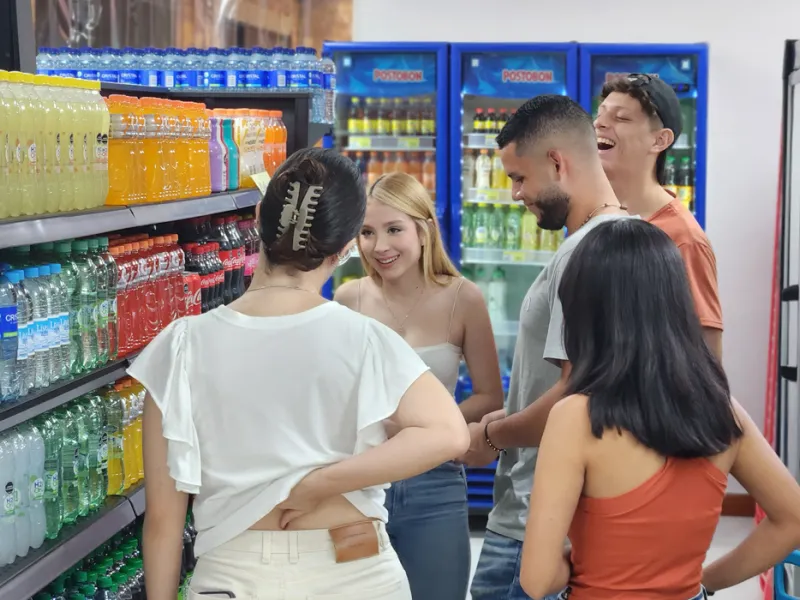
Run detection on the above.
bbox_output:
[559,219,742,457]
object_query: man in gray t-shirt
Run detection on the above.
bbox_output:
[467,96,630,600]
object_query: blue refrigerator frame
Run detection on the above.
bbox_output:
[448,42,579,513]
[448,42,580,267]
[322,42,450,299]
[578,43,710,229]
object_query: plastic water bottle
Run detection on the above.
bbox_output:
[321,52,336,125]
[138,48,160,87]
[230,48,251,89]
[60,405,82,523]
[161,48,179,88]
[11,428,30,557]
[287,48,306,90]
[98,239,119,361]
[250,47,270,89]
[49,264,71,380]
[177,48,201,89]
[73,401,91,516]
[39,412,63,539]
[36,48,54,75]
[305,48,324,123]
[98,48,120,84]
[22,267,50,390]
[72,240,98,372]
[11,271,33,396]
[36,265,60,385]
[78,49,99,81]
[56,242,80,375]
[0,433,16,565]
[84,394,107,510]
[89,239,109,366]
[0,272,19,402]
[487,267,508,323]
[119,48,139,85]
[52,48,77,78]
[24,423,46,550]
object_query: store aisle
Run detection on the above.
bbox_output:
[467,517,761,599]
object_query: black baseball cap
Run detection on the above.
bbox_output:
[624,73,683,142]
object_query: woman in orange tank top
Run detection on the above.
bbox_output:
[519,219,800,600]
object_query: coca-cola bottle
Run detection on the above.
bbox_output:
[225,216,246,299]
[184,244,209,314]
[208,244,225,310]
[212,218,234,305]
[238,218,255,289]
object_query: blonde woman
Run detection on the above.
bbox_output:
[335,173,504,600]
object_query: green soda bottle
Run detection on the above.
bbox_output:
[72,401,91,516]
[39,412,64,539]
[83,394,107,510]
[504,205,522,250]
[488,204,505,249]
[473,203,490,248]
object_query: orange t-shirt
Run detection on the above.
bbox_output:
[648,198,723,330]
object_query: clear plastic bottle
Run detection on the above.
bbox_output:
[0,71,19,218]
[103,385,125,497]
[55,242,80,375]
[118,48,139,85]
[0,433,16,565]
[49,263,71,379]
[98,239,118,361]
[89,239,109,366]
[7,72,42,215]
[11,427,31,557]
[36,265,60,384]
[274,48,290,90]
[21,267,49,389]
[71,241,98,373]
[11,270,34,396]
[98,48,120,84]
[39,412,63,539]
[24,423,46,550]
[71,401,90,516]
[0,271,19,402]
[83,394,106,510]
[321,52,336,125]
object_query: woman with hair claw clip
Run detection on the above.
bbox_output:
[130,148,470,600]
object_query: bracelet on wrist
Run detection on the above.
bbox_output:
[484,422,504,454]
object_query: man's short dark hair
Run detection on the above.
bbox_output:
[496,94,596,155]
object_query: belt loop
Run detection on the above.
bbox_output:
[289,531,299,564]
[261,531,272,565]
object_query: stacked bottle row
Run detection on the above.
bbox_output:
[34,531,147,600]
[0,379,144,566]
[471,107,513,135]
[106,96,286,205]
[0,72,109,219]
[36,46,336,123]
[0,240,119,403]
[348,151,437,192]
[463,148,511,190]
[462,203,564,252]
[346,96,436,137]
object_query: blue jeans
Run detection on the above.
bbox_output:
[385,462,470,600]
[471,529,561,600]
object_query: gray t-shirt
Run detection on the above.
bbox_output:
[486,214,630,542]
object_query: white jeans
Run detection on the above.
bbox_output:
[186,522,411,600]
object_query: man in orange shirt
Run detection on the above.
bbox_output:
[594,74,723,358]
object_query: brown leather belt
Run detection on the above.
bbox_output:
[328,520,381,563]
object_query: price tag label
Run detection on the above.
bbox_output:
[475,189,499,203]
[484,134,497,147]
[502,250,526,262]
[349,136,372,150]
[251,171,272,196]
[399,137,421,150]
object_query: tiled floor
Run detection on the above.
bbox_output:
[467,516,762,599]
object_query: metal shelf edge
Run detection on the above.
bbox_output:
[130,193,237,226]
[0,496,136,600]
[231,189,263,209]
[0,359,132,434]
[127,484,146,516]
[0,208,137,251]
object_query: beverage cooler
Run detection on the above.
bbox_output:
[322,42,449,294]
[579,43,709,228]
[449,43,579,514]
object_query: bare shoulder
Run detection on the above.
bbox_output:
[452,277,486,311]
[548,394,592,436]
[332,278,364,310]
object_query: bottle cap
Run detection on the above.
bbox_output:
[23,267,39,278]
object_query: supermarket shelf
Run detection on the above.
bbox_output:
[0,494,136,600]
[128,482,146,517]
[99,83,315,101]
[461,247,555,267]
[230,188,263,209]
[0,207,137,250]
[0,357,132,434]
[344,135,436,152]
[465,188,514,205]
[464,133,498,150]
[129,193,237,226]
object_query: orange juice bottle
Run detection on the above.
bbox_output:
[129,98,147,203]
[175,102,192,198]
[162,99,179,201]
[140,97,165,202]
[105,95,134,205]
[407,152,423,184]
[423,151,436,196]
[393,152,408,174]
[367,152,383,187]
[197,103,211,195]
[276,110,287,163]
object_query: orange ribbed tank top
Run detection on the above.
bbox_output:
[567,457,727,600]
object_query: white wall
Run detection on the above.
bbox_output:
[353,0,798,492]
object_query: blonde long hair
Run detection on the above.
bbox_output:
[360,172,460,286]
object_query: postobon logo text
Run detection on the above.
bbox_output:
[372,69,424,82]
[501,69,554,83]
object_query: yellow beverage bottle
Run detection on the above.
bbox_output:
[140,98,166,202]
[86,80,109,208]
[24,73,46,215]
[131,379,145,481]
[174,102,191,199]
[106,95,133,205]
[49,78,77,212]
[129,98,147,203]
[72,79,93,211]
[491,150,508,190]
[7,72,41,215]
[0,71,13,218]
[34,75,62,214]
[198,103,211,195]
